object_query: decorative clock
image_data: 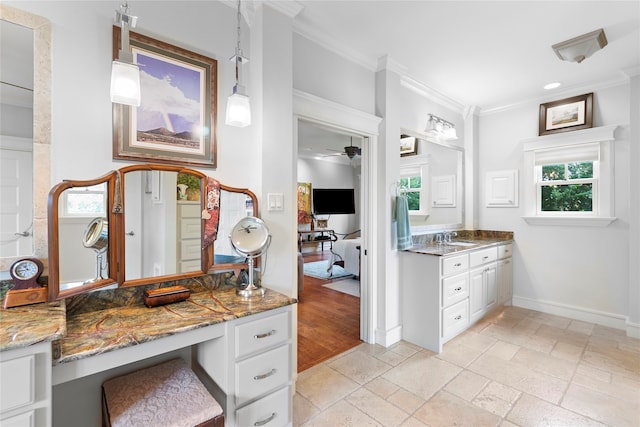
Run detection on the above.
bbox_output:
[10,257,44,290]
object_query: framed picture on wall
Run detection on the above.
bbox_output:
[400,135,418,157]
[538,93,593,136]
[297,182,313,225]
[112,27,218,167]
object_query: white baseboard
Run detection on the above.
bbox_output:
[375,325,402,348]
[626,320,640,339]
[512,295,629,331]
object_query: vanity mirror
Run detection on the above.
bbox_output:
[399,130,464,230]
[47,163,259,299]
[48,172,118,300]
[0,6,51,273]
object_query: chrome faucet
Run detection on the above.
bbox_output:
[444,231,458,244]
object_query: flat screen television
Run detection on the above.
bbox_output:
[312,188,356,215]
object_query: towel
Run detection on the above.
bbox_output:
[396,195,413,250]
[203,177,221,249]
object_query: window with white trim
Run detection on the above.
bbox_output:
[400,165,428,215]
[535,143,599,215]
[522,125,617,226]
[61,183,107,217]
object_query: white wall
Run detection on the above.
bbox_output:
[478,83,635,329]
[297,157,359,235]
[293,33,375,115]
[5,1,258,190]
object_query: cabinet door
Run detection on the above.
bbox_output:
[485,264,497,312]
[498,258,513,304]
[469,267,486,323]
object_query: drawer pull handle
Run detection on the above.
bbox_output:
[454,263,462,267]
[254,413,276,426]
[454,287,462,292]
[254,369,277,381]
[454,315,462,321]
[482,256,489,260]
[254,330,276,339]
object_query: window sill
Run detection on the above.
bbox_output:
[522,216,617,227]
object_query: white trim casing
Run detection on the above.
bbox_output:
[293,89,382,344]
[521,125,618,226]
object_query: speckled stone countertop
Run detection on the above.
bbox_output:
[1,272,297,364]
[407,230,514,256]
[0,300,66,352]
[54,285,296,365]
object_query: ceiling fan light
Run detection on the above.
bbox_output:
[344,145,359,159]
[552,28,607,63]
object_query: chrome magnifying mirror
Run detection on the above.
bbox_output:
[82,217,108,284]
[229,216,270,297]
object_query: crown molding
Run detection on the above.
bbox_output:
[292,24,377,72]
[400,75,464,113]
[264,0,304,19]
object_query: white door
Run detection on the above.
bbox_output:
[124,171,143,279]
[0,139,33,258]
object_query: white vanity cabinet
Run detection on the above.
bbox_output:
[177,201,202,273]
[401,242,513,353]
[497,243,513,305]
[469,247,498,323]
[0,342,52,427]
[196,306,293,427]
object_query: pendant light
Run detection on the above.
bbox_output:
[110,2,140,106]
[225,0,251,127]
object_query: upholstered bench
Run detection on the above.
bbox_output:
[102,358,224,427]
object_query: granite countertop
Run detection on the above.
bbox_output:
[407,230,513,257]
[53,286,296,365]
[0,301,66,352]
[1,271,297,365]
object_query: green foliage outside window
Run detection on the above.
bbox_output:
[540,161,593,212]
[400,176,422,211]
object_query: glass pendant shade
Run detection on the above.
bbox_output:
[110,60,141,107]
[225,86,251,127]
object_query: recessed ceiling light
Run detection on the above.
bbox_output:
[544,82,562,90]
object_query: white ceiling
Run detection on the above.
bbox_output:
[294,0,640,112]
[293,1,639,158]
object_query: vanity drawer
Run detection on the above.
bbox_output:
[442,273,469,308]
[178,203,200,218]
[0,355,34,413]
[236,385,291,427]
[470,247,498,268]
[179,218,201,239]
[236,345,290,406]
[498,243,513,259]
[235,312,290,359]
[442,254,469,277]
[442,299,469,340]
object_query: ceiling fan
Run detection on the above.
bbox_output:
[323,137,361,159]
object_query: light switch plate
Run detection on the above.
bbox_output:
[267,193,284,211]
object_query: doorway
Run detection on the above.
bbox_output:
[296,121,364,371]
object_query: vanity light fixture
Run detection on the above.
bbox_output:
[225,0,251,127]
[425,114,458,140]
[110,1,140,106]
[552,28,607,64]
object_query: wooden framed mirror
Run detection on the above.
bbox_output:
[47,171,118,300]
[47,163,259,299]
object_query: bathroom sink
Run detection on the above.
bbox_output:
[447,241,477,247]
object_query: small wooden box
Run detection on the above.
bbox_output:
[143,286,191,308]
[3,287,48,309]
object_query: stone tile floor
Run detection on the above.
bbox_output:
[294,306,640,426]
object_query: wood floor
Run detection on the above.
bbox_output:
[297,251,362,372]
